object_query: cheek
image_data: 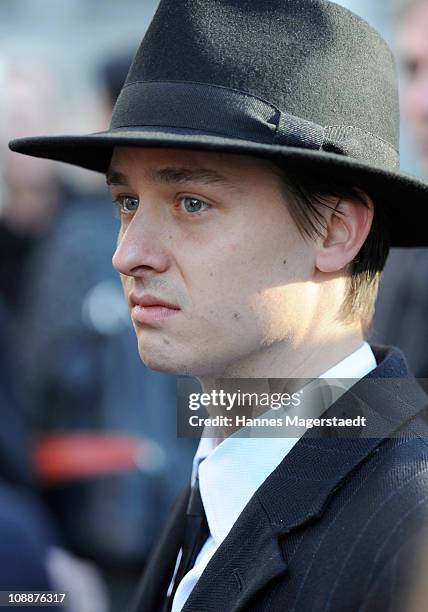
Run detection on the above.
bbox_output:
[176,242,259,338]
[182,217,309,321]
[186,246,254,303]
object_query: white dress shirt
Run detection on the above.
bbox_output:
[170,342,377,611]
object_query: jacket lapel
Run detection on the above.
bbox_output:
[181,488,288,611]
[182,346,428,611]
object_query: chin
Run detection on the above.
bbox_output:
[136,339,194,376]
[134,328,232,377]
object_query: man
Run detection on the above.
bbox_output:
[397,0,428,174]
[9,1,428,611]
[0,60,63,312]
[370,0,428,381]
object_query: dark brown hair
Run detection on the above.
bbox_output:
[270,163,390,335]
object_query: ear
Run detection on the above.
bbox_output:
[315,191,374,274]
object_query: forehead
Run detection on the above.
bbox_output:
[108,146,279,185]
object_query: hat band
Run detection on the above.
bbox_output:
[112,80,325,148]
[111,81,399,169]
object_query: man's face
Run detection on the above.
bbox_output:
[398,0,428,173]
[109,147,318,378]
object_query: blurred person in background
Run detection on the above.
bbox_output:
[403,529,428,612]
[0,58,110,612]
[14,51,197,611]
[370,0,428,381]
[397,0,428,174]
[0,294,60,609]
[0,61,63,313]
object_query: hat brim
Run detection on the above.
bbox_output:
[9,126,428,247]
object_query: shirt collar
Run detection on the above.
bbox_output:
[320,341,377,379]
[192,342,377,546]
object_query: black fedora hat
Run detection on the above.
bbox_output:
[8,0,428,247]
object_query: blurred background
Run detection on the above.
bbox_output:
[0,1,427,611]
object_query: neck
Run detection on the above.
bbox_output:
[197,326,365,439]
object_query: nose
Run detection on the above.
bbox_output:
[112,206,170,278]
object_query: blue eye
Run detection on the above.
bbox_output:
[180,197,209,214]
[114,196,139,214]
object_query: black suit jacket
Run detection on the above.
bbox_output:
[131,346,428,612]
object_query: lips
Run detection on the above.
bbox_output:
[129,293,180,325]
[129,293,180,310]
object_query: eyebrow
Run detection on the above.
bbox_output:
[106,166,237,189]
[153,167,233,187]
[106,170,130,186]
